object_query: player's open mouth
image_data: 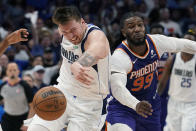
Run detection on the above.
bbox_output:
[71,37,78,42]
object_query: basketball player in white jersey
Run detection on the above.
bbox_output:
[26,6,110,131]
[157,29,196,131]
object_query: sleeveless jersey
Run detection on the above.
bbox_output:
[57,24,110,100]
[169,52,196,102]
[118,35,159,100]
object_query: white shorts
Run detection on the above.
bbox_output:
[29,84,103,131]
[164,98,196,131]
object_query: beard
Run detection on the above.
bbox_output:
[126,34,146,46]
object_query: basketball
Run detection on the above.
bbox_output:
[33,86,67,121]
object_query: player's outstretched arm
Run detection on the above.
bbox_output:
[157,56,174,96]
[0,29,29,56]
[71,30,110,85]
[150,34,196,56]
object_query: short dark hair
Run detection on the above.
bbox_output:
[150,24,164,33]
[120,12,142,29]
[52,6,82,25]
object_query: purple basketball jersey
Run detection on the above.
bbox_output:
[106,35,161,131]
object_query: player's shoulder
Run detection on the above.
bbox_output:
[112,47,129,58]
[147,34,167,40]
[147,34,172,47]
[112,48,132,66]
[111,49,133,73]
[87,25,105,38]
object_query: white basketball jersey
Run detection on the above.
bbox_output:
[57,24,110,100]
[169,52,196,102]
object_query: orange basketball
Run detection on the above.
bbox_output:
[33,86,67,121]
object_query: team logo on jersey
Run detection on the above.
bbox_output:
[132,58,138,64]
[61,47,79,63]
[73,45,78,49]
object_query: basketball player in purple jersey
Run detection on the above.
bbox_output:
[106,12,196,131]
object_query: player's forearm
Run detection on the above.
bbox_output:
[111,72,140,110]
[77,52,97,67]
[0,39,9,56]
[175,38,196,54]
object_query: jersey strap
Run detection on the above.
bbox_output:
[81,27,101,53]
[171,54,196,74]
[170,54,176,73]
[81,26,101,72]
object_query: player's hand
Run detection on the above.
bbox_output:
[5,28,29,45]
[20,125,28,131]
[71,61,94,85]
[136,100,153,118]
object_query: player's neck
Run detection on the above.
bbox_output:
[82,23,88,39]
[181,52,194,62]
[128,42,147,56]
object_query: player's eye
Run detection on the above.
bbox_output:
[138,23,143,27]
[128,25,134,29]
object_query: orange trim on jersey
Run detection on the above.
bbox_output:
[122,40,149,59]
[116,48,128,55]
[147,35,160,59]
[105,121,107,131]
[116,48,133,74]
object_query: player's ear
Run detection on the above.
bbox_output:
[121,28,126,37]
[58,27,63,36]
[81,18,85,24]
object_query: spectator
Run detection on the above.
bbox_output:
[23,55,44,76]
[159,8,182,36]
[22,74,38,95]
[43,47,54,67]
[0,54,8,79]
[31,29,52,56]
[51,28,61,64]
[32,65,47,91]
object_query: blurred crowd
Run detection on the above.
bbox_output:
[1,0,196,125]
